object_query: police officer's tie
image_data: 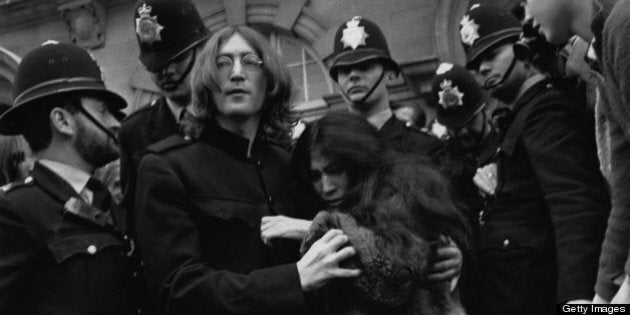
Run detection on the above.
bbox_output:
[86,177,112,213]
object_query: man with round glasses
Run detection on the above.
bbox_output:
[133,25,362,314]
[118,0,210,225]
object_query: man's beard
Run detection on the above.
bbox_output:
[74,120,119,169]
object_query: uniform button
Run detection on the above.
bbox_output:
[87,245,97,254]
[267,196,273,204]
[502,238,510,248]
[24,176,33,184]
[133,271,138,278]
[123,235,129,241]
[256,160,263,167]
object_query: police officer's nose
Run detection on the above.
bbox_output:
[159,62,177,76]
[478,63,492,79]
[104,110,121,131]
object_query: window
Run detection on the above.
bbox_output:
[263,30,334,104]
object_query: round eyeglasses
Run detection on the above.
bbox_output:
[216,54,263,76]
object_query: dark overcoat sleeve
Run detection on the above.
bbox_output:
[596,0,630,299]
[134,154,305,314]
[596,117,630,299]
[0,197,38,311]
[522,99,610,302]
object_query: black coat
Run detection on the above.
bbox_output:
[476,79,610,315]
[119,97,180,219]
[378,115,444,162]
[134,121,306,315]
[0,163,138,315]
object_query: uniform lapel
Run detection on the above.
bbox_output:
[148,98,180,143]
[31,162,81,204]
[378,115,405,143]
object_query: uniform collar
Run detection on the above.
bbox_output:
[165,97,187,123]
[200,119,263,159]
[365,107,393,130]
[38,159,90,195]
[149,97,181,142]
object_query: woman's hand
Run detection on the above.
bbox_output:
[260,215,312,245]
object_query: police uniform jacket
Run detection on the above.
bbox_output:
[0,162,137,315]
[377,114,444,163]
[134,120,306,315]
[477,79,610,315]
[119,97,180,218]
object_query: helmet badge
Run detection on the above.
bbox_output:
[460,15,480,46]
[341,16,369,50]
[135,3,164,45]
[438,80,465,109]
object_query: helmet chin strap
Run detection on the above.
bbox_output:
[341,68,387,108]
[482,52,517,90]
[77,106,119,145]
[172,49,197,90]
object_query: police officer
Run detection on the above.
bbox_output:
[460,4,610,314]
[328,16,443,159]
[0,41,137,314]
[326,15,462,286]
[431,62,500,226]
[431,62,501,314]
[119,0,210,219]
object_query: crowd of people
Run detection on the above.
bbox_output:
[0,0,627,314]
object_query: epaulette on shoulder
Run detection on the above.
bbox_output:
[146,135,193,154]
[121,99,159,123]
[1,176,35,194]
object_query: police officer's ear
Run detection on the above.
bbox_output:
[49,106,78,137]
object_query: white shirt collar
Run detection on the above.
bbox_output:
[38,159,91,195]
[366,108,393,130]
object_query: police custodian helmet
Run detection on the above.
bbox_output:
[431,63,486,128]
[134,0,210,72]
[329,16,399,80]
[0,41,126,135]
[459,4,521,69]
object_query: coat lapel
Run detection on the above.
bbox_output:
[378,116,405,143]
[148,98,180,143]
[31,162,81,205]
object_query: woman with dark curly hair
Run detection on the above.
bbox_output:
[134,26,362,315]
[263,112,470,314]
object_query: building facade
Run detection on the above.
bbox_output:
[0,0,519,123]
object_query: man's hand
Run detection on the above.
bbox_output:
[297,229,361,291]
[474,163,498,196]
[592,293,610,304]
[427,237,463,290]
[261,215,312,245]
[611,275,630,304]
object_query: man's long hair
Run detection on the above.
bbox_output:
[184,26,295,140]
